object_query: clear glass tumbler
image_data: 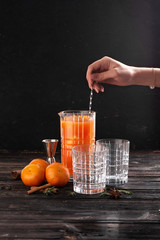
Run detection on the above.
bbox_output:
[96,139,130,185]
[58,110,96,177]
[72,144,109,194]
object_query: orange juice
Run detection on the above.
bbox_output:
[59,111,96,176]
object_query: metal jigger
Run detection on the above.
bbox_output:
[42,139,59,164]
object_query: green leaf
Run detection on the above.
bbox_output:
[118,190,132,195]
[100,189,110,197]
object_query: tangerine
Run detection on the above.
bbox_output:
[21,164,45,186]
[46,162,70,187]
[30,158,49,171]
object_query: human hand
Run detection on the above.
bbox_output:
[86,56,134,93]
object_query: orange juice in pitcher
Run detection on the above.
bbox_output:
[58,111,96,176]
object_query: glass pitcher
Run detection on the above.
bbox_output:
[58,110,96,176]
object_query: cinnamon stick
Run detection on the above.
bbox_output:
[11,170,22,180]
[27,183,52,194]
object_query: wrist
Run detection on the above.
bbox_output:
[153,68,160,87]
[130,67,155,87]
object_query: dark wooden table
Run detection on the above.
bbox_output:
[0,151,160,239]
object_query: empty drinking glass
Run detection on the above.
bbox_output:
[96,139,130,185]
[72,144,109,194]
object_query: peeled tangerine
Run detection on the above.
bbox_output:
[45,162,70,187]
[21,164,45,186]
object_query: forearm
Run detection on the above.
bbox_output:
[131,67,160,88]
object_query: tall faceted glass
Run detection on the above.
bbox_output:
[58,110,96,177]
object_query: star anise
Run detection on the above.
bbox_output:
[40,186,59,195]
[109,188,121,199]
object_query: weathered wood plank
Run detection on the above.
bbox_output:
[0,197,160,211]
[0,222,160,239]
[1,189,160,200]
[1,180,160,191]
[0,209,160,222]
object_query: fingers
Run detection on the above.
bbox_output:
[86,57,114,91]
[86,58,107,89]
[88,68,119,92]
[87,69,114,93]
[86,65,96,89]
[92,82,104,93]
[87,69,117,92]
[91,69,116,83]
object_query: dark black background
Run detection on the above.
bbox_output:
[1,0,160,151]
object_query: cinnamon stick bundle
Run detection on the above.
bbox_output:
[11,170,22,180]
